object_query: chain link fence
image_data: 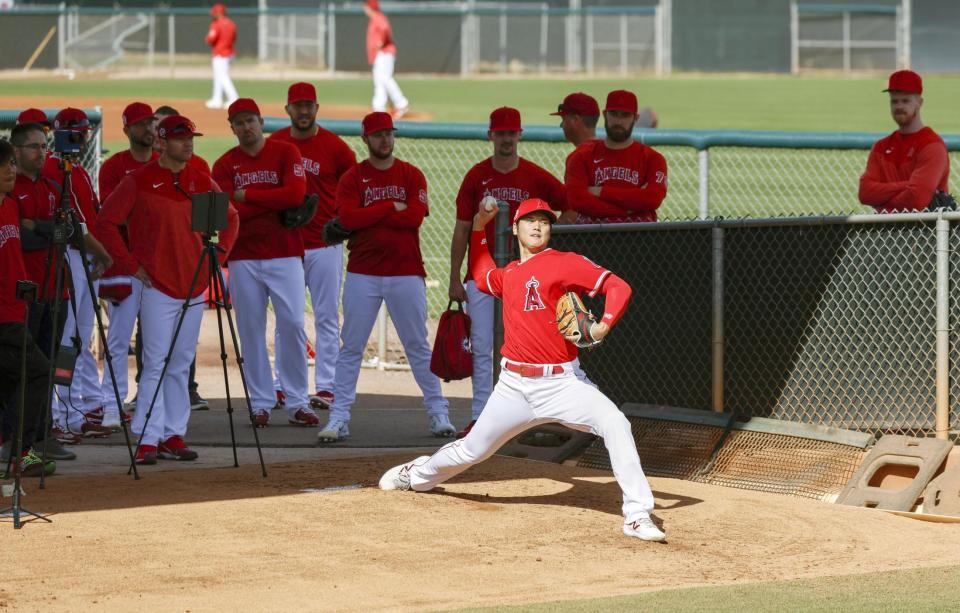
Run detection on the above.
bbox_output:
[0,108,103,175]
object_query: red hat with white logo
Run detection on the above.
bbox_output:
[550,92,600,117]
[489,107,522,132]
[883,70,923,94]
[604,90,638,114]
[122,102,154,127]
[227,98,261,120]
[157,115,203,140]
[287,82,317,104]
[362,111,395,136]
[53,107,91,131]
[16,108,49,126]
[513,198,557,224]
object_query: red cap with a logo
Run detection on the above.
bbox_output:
[122,102,154,127]
[489,107,522,132]
[287,82,317,105]
[53,108,91,131]
[362,111,395,136]
[884,70,923,94]
[227,98,261,120]
[604,90,638,114]
[16,108,49,126]
[157,115,203,140]
[551,92,600,117]
[513,198,557,224]
[211,3,227,16]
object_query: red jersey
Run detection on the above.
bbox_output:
[456,157,567,281]
[95,161,239,300]
[269,126,356,249]
[99,149,160,203]
[212,140,307,262]
[42,155,99,226]
[0,196,27,324]
[11,173,60,299]
[469,230,632,365]
[205,16,237,57]
[859,127,949,213]
[565,140,667,224]
[188,153,212,176]
[335,158,428,277]
[366,11,397,65]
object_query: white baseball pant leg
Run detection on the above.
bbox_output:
[371,51,408,112]
[408,363,655,520]
[100,278,142,421]
[305,244,343,393]
[133,287,204,447]
[464,280,494,420]
[231,257,309,416]
[53,247,102,430]
[211,55,238,105]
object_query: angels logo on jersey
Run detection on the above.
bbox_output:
[523,276,546,311]
[0,224,19,249]
[294,163,305,178]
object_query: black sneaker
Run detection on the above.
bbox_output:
[190,389,209,411]
[33,438,77,461]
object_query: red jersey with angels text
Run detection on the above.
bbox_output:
[99,149,160,203]
[213,139,307,262]
[456,157,566,281]
[11,173,61,299]
[335,158,428,277]
[269,126,357,249]
[366,11,397,64]
[565,139,667,224]
[469,230,633,365]
[0,196,27,324]
[42,154,99,226]
[95,161,238,300]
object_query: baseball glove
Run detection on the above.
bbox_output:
[556,291,601,349]
[280,194,320,228]
[322,217,353,246]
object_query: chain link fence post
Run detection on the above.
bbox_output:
[712,221,724,413]
[936,214,950,439]
[492,200,511,382]
[698,148,710,219]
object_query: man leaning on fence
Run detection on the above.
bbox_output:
[859,70,950,214]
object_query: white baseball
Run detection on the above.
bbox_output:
[481,196,497,213]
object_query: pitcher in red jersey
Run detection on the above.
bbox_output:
[379,197,666,542]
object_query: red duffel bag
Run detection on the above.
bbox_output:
[431,300,473,382]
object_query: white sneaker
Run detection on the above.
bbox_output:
[204,99,221,109]
[429,414,456,438]
[392,105,410,120]
[623,515,666,542]
[317,418,350,443]
[379,455,430,491]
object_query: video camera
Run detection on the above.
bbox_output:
[52,129,85,155]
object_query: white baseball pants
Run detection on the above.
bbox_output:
[408,360,655,520]
[330,272,448,422]
[372,51,408,112]
[53,247,101,430]
[211,55,238,105]
[99,277,143,421]
[230,257,309,414]
[133,286,204,447]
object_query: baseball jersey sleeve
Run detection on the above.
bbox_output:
[564,148,631,217]
[563,253,633,327]
[469,229,503,298]
[335,169,395,230]
[212,155,269,222]
[334,138,358,177]
[242,144,307,209]
[382,166,428,230]
[455,165,480,222]
[599,150,667,212]
[859,141,906,206]
[98,154,124,204]
[533,164,570,212]
[191,154,212,176]
[94,175,139,276]
[885,142,949,209]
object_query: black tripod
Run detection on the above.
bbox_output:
[36,156,138,485]
[0,282,52,528]
[131,224,266,477]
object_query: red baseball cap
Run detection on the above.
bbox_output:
[227,98,261,120]
[122,102,154,127]
[551,92,600,117]
[605,90,638,114]
[362,111,395,136]
[884,70,923,94]
[53,107,91,131]
[16,108,49,126]
[366,0,381,11]
[210,3,227,16]
[287,82,317,105]
[489,107,522,132]
[157,115,203,140]
[513,198,557,224]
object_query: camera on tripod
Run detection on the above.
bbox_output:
[191,191,229,236]
[52,129,86,156]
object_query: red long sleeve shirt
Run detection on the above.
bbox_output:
[269,126,357,249]
[212,140,307,262]
[0,195,28,324]
[11,173,61,299]
[95,161,239,300]
[335,158,428,277]
[366,11,397,64]
[469,229,632,364]
[42,155,99,226]
[205,16,237,57]
[565,140,667,224]
[99,149,160,203]
[858,127,949,213]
